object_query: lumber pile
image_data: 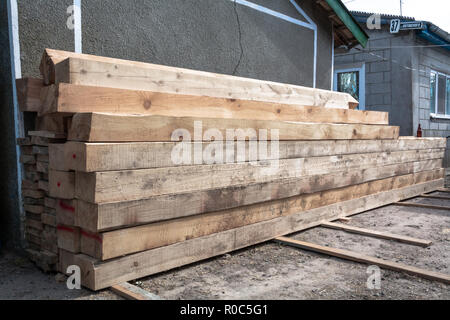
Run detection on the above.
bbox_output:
[15,49,445,290]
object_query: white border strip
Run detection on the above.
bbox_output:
[233,0,315,30]
[7,0,25,244]
[74,0,82,53]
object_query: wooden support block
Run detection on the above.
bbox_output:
[15,78,43,112]
[24,197,45,206]
[24,204,44,214]
[41,213,57,227]
[68,113,400,142]
[45,197,57,209]
[75,151,443,203]
[22,188,46,199]
[274,237,450,284]
[23,170,42,183]
[28,130,66,139]
[76,164,443,232]
[38,180,49,192]
[394,202,450,211]
[49,170,75,199]
[64,179,443,290]
[22,179,39,190]
[80,171,442,260]
[57,225,81,253]
[110,282,162,300]
[43,49,359,109]
[17,137,32,146]
[20,154,36,165]
[321,222,432,247]
[41,83,388,124]
[54,138,446,172]
[32,145,49,155]
[26,219,43,231]
[36,161,49,174]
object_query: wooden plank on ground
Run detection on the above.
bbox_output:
[321,222,432,247]
[274,237,450,284]
[393,202,450,211]
[41,83,387,124]
[110,282,162,300]
[418,194,450,200]
[75,150,443,203]
[52,138,446,172]
[42,49,358,109]
[62,179,443,290]
[15,78,43,112]
[79,170,442,260]
[68,113,399,142]
[76,164,443,232]
[28,130,66,139]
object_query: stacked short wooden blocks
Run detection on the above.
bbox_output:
[15,49,446,290]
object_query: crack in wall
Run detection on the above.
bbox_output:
[232,0,244,75]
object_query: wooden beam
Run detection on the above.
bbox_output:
[393,202,450,211]
[61,179,443,290]
[418,194,450,200]
[79,171,442,260]
[321,222,432,247]
[15,78,43,112]
[49,170,75,199]
[76,165,443,232]
[110,282,162,300]
[40,83,388,124]
[437,188,450,193]
[274,237,450,284]
[68,113,400,142]
[51,138,446,172]
[74,151,443,203]
[42,49,359,109]
[28,130,66,139]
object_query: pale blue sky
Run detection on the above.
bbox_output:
[343,0,450,32]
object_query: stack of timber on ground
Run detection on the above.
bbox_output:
[16,78,66,271]
[17,49,446,290]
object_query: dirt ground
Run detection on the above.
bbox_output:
[0,191,449,300]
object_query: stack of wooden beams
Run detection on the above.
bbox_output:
[16,78,67,271]
[15,49,445,290]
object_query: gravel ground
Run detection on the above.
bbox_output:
[0,193,449,300]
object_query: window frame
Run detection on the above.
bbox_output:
[430,69,450,119]
[333,65,366,110]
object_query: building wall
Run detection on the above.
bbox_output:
[0,0,335,248]
[334,24,414,136]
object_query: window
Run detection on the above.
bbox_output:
[333,65,365,110]
[430,70,450,117]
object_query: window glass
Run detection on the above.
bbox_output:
[438,74,446,114]
[447,78,450,115]
[337,71,359,102]
[430,72,436,114]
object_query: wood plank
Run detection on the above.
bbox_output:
[41,83,387,124]
[418,194,450,200]
[17,137,32,146]
[42,49,358,109]
[24,204,44,214]
[28,130,66,139]
[64,179,443,290]
[110,282,162,300]
[436,188,450,193]
[56,199,77,226]
[274,237,450,284]
[68,113,399,142]
[320,222,432,247]
[75,150,443,203]
[20,154,36,165]
[80,170,442,260]
[38,180,49,192]
[76,162,443,232]
[15,78,43,112]
[22,188,46,199]
[36,161,48,174]
[49,170,75,199]
[393,202,450,211]
[52,138,446,172]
